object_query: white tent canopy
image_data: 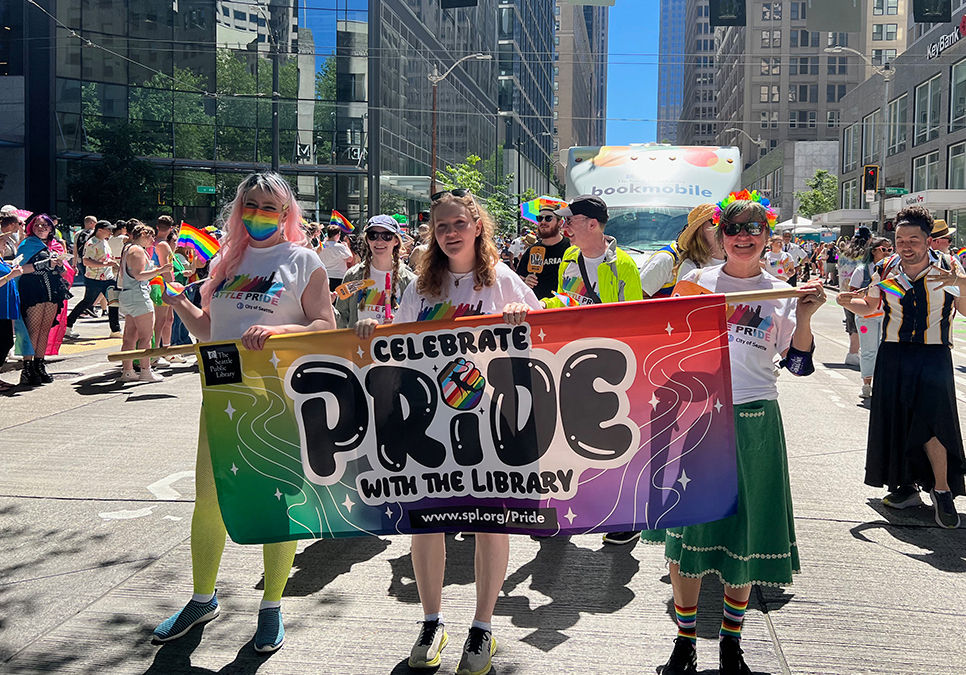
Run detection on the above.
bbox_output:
[774,217,812,230]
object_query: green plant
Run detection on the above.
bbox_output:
[795,169,838,218]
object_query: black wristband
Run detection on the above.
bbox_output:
[780,340,815,377]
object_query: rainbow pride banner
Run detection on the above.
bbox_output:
[196,297,738,543]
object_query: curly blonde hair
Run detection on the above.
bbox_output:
[416,192,499,298]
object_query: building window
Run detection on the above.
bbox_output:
[809,84,818,103]
[761,30,771,48]
[827,84,847,103]
[887,0,898,14]
[873,24,883,40]
[808,111,817,128]
[843,124,859,173]
[915,75,942,145]
[913,151,941,191]
[760,85,770,103]
[762,3,772,20]
[841,179,858,209]
[952,58,966,132]
[790,31,798,48]
[863,110,882,164]
[761,111,769,129]
[888,93,908,156]
[874,0,884,14]
[950,142,966,189]
[773,30,781,47]
[773,2,783,20]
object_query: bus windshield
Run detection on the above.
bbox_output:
[604,206,691,254]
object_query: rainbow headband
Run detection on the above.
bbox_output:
[713,190,778,228]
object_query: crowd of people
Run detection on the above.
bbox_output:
[3,175,965,675]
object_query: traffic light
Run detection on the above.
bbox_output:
[863,165,880,193]
[913,0,952,23]
[417,211,430,223]
[710,0,746,27]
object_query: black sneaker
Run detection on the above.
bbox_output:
[882,485,922,510]
[718,635,751,675]
[930,490,961,529]
[661,636,697,675]
[602,530,641,545]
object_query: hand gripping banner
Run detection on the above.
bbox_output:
[197,295,738,544]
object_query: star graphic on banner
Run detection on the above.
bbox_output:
[342,495,355,512]
[230,463,239,475]
[678,470,691,491]
[274,488,283,500]
[649,393,660,410]
[433,364,439,372]
[714,399,723,414]
[537,328,547,342]
[665,322,674,336]
[564,508,577,524]
[385,506,393,519]
[225,401,236,420]
[269,352,281,368]
[356,346,365,359]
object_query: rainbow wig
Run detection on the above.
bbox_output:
[712,190,778,228]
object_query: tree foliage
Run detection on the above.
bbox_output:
[794,169,838,218]
[435,154,527,237]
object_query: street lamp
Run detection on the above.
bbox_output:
[251,2,280,172]
[429,53,492,194]
[723,127,768,196]
[826,45,892,231]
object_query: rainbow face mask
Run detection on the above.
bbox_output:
[241,208,281,241]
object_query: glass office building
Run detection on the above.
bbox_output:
[2,0,500,226]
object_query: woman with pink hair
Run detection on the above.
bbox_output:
[156,172,336,652]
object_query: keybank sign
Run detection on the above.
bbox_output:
[927,14,966,60]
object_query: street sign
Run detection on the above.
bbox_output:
[865,190,876,204]
[197,186,216,194]
[884,187,909,196]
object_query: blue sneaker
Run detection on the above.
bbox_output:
[254,606,285,653]
[153,593,220,643]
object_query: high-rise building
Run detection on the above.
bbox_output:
[657,0,687,144]
[0,0,503,226]
[498,1,556,198]
[552,1,608,185]
[678,0,717,145]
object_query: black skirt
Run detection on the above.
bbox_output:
[866,342,966,495]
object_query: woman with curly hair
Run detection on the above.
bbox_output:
[355,189,539,675]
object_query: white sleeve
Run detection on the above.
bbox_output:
[504,268,542,309]
[639,251,675,297]
[849,266,865,290]
[393,282,419,324]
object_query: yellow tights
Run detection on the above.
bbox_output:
[191,416,296,602]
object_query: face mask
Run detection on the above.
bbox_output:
[241,208,281,241]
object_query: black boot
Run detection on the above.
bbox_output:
[35,358,54,384]
[719,635,752,675]
[19,360,41,386]
[663,636,697,675]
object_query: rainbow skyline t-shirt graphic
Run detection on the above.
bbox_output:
[416,299,485,322]
[213,273,285,304]
[726,303,774,341]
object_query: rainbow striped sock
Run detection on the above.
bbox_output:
[675,603,697,644]
[720,593,749,640]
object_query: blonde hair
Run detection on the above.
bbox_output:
[677,205,716,266]
[417,192,499,298]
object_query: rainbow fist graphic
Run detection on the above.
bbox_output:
[437,357,486,410]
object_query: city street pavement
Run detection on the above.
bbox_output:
[2,290,966,675]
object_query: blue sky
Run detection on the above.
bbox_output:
[606,1,660,145]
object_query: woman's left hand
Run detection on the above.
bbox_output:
[241,324,283,351]
[795,280,826,319]
[503,302,531,325]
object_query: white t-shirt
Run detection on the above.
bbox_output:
[208,241,325,341]
[681,265,797,405]
[318,239,352,279]
[581,253,606,298]
[639,251,725,297]
[509,237,526,258]
[783,242,806,265]
[762,250,795,280]
[108,235,126,259]
[357,265,393,324]
[395,262,540,324]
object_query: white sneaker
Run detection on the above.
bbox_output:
[409,620,448,669]
[456,628,496,675]
[139,370,164,382]
[167,354,187,364]
[152,357,171,369]
[120,370,139,382]
[844,353,860,367]
[65,328,80,339]
[860,384,873,399]
[109,331,123,339]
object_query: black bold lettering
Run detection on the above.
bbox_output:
[422,334,439,358]
[457,331,478,354]
[560,348,633,460]
[373,339,391,363]
[438,333,458,356]
[389,338,405,361]
[365,366,446,472]
[450,413,484,466]
[488,357,557,466]
[477,329,497,352]
[511,325,529,350]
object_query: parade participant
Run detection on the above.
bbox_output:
[837,205,966,529]
[154,172,334,651]
[643,192,825,675]
[543,194,643,545]
[1,214,19,259]
[117,223,172,383]
[0,252,21,392]
[841,237,892,399]
[334,215,416,329]
[109,220,128,258]
[781,230,806,286]
[72,215,96,281]
[65,220,121,339]
[929,219,954,255]
[15,214,70,385]
[761,235,795,281]
[408,222,431,269]
[515,206,570,301]
[318,224,354,291]
[839,227,870,367]
[355,189,539,675]
[151,216,176,358]
[639,203,723,298]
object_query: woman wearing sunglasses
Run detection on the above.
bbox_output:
[155,172,336,653]
[840,237,892,399]
[334,215,415,328]
[355,188,539,675]
[643,192,825,675]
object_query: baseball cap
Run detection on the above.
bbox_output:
[554,194,608,223]
[364,214,403,242]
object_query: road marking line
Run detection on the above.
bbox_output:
[147,471,195,500]
[99,506,157,520]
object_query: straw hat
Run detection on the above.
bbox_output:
[687,203,717,230]
[931,219,956,238]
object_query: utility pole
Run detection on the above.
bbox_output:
[271,22,280,173]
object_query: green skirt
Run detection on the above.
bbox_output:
[641,399,800,588]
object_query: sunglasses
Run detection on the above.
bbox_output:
[877,246,894,252]
[721,221,766,237]
[431,188,471,202]
[537,215,556,222]
[366,230,396,242]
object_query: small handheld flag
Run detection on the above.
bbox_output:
[552,291,579,307]
[877,277,907,298]
[330,210,354,233]
[176,222,220,261]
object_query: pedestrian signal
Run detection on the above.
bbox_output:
[417,211,430,223]
[710,0,747,27]
[913,0,951,23]
[863,165,880,193]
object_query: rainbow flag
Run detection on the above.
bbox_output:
[520,196,569,224]
[163,280,186,299]
[552,291,579,307]
[177,222,220,261]
[330,209,354,233]
[877,277,907,299]
[955,247,966,257]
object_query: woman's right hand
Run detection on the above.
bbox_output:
[354,318,379,340]
[157,262,174,275]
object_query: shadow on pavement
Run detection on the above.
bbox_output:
[257,536,391,597]
[142,626,279,674]
[850,499,966,573]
